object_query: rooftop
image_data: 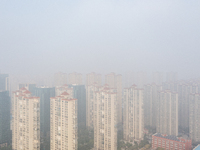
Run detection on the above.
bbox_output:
[153,133,180,142]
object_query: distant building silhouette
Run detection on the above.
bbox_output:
[0,91,11,145]
[0,74,9,91]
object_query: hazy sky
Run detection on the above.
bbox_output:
[0,0,200,79]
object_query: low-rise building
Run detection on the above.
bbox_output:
[152,133,192,150]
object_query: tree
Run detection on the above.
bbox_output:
[0,145,12,150]
[139,139,149,148]
[156,147,165,150]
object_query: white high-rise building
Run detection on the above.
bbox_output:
[12,87,40,150]
[189,93,200,143]
[123,85,144,142]
[156,90,178,136]
[93,86,117,150]
[50,91,77,150]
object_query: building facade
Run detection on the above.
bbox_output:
[144,84,162,128]
[50,91,77,150]
[93,86,117,150]
[123,85,144,142]
[0,91,11,144]
[189,93,200,143]
[152,133,192,150]
[12,87,40,150]
[157,91,178,136]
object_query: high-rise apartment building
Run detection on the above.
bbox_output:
[54,72,68,86]
[123,85,144,142]
[93,86,117,150]
[56,84,86,127]
[189,93,200,143]
[157,91,178,136]
[86,72,101,86]
[12,87,40,150]
[68,72,82,85]
[0,74,9,91]
[50,91,77,150]
[86,83,100,128]
[105,73,122,124]
[0,91,11,145]
[144,84,162,128]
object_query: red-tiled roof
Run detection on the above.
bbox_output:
[23,90,31,94]
[20,87,27,90]
[61,92,69,95]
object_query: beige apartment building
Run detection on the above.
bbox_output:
[68,72,82,85]
[189,93,200,143]
[105,73,122,124]
[156,90,178,136]
[50,90,77,150]
[12,87,40,150]
[93,86,117,150]
[123,85,144,142]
